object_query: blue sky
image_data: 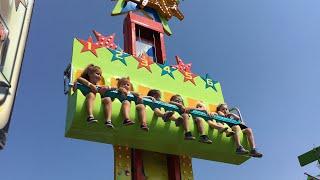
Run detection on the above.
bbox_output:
[1,0,320,179]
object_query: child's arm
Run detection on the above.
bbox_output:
[169,101,186,113]
[227,113,240,120]
[143,96,156,102]
[76,77,97,93]
[217,111,226,117]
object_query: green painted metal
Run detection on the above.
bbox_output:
[298,146,320,167]
[142,151,169,179]
[111,0,126,16]
[65,39,251,165]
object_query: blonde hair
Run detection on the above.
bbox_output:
[116,77,134,91]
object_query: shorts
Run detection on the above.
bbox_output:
[76,83,94,96]
[225,122,248,130]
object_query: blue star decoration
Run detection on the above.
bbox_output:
[158,61,176,79]
[201,73,219,92]
[108,48,131,66]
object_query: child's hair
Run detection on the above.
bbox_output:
[170,94,184,105]
[216,103,228,112]
[147,89,161,98]
[196,101,206,109]
[81,64,102,81]
[117,77,134,91]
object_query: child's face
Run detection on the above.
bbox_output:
[88,70,102,84]
[172,96,183,105]
[153,93,161,101]
[219,104,229,114]
[119,80,131,91]
[196,103,206,110]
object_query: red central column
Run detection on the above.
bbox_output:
[123,12,181,180]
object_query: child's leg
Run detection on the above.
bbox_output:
[208,120,225,131]
[243,128,263,157]
[194,117,205,135]
[102,97,112,122]
[231,125,242,147]
[181,113,190,132]
[153,108,164,117]
[182,113,195,140]
[195,117,212,144]
[121,100,131,120]
[242,128,255,149]
[86,92,96,117]
[136,104,147,125]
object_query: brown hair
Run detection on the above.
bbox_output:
[147,89,161,99]
[170,94,184,105]
[117,77,134,91]
[80,64,102,82]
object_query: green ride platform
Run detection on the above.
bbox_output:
[65,39,251,165]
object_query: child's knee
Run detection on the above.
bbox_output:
[232,125,241,132]
[136,104,145,111]
[244,128,253,135]
[102,97,112,104]
[122,100,130,106]
[181,113,189,119]
[86,92,96,99]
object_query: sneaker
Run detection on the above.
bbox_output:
[199,135,213,144]
[162,111,174,122]
[123,119,135,126]
[87,116,98,124]
[105,121,114,128]
[236,146,249,155]
[140,124,149,132]
[184,132,196,140]
[249,149,263,158]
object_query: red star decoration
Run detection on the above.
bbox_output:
[77,36,100,57]
[93,30,117,50]
[173,56,197,85]
[136,53,154,73]
[172,56,192,72]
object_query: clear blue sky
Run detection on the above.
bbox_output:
[1,0,320,179]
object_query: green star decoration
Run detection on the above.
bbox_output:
[158,61,176,79]
[109,48,131,66]
[201,73,219,92]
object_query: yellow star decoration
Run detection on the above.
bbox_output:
[129,0,184,20]
[15,0,28,11]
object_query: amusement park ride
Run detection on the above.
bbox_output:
[63,1,259,179]
[0,0,34,149]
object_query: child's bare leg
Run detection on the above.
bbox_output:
[208,120,225,131]
[153,108,164,117]
[232,125,242,147]
[194,117,205,135]
[243,128,256,149]
[136,104,147,125]
[86,92,96,117]
[102,97,112,121]
[181,113,190,132]
[121,100,131,120]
